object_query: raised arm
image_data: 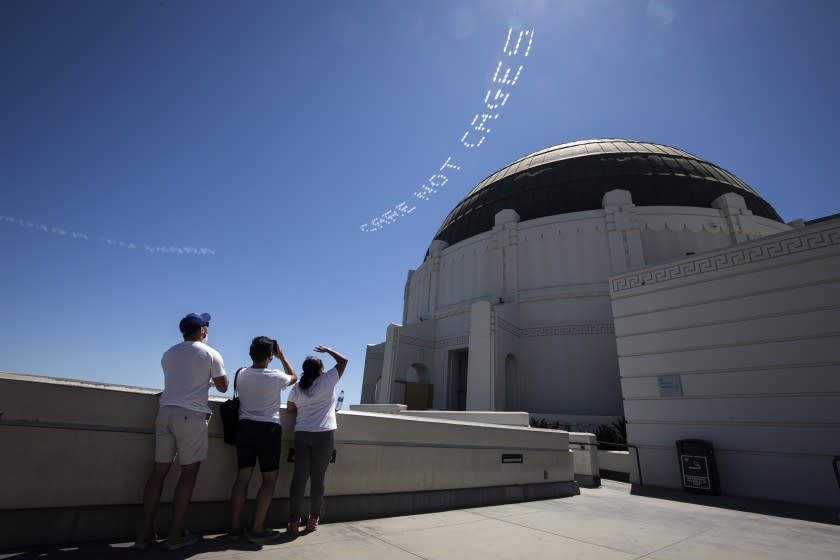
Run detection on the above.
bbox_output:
[273,340,298,384]
[314,345,348,377]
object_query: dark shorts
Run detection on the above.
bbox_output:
[236,419,282,471]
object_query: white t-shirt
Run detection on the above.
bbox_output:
[236,367,294,424]
[159,341,227,414]
[287,367,339,432]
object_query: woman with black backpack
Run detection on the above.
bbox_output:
[228,337,297,542]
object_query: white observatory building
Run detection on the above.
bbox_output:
[361,139,790,416]
[360,139,840,508]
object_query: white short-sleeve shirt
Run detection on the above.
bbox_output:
[159,341,226,414]
[236,367,294,424]
[287,367,339,432]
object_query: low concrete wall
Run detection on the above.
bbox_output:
[349,405,531,427]
[349,403,407,414]
[598,450,639,484]
[0,373,576,550]
[598,450,632,474]
[398,410,531,427]
[568,433,600,487]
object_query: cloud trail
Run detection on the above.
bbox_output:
[0,214,216,256]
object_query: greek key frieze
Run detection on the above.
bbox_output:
[611,226,840,293]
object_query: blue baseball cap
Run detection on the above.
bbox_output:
[179,312,212,334]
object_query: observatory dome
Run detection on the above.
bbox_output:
[432,139,783,252]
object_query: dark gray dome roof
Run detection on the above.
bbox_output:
[432,139,783,251]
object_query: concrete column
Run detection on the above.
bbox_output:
[360,344,385,403]
[712,192,759,243]
[428,239,448,318]
[603,189,645,274]
[402,270,414,326]
[466,300,494,410]
[493,210,520,304]
[378,323,401,404]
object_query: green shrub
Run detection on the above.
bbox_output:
[595,417,627,450]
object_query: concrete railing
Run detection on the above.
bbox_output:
[598,450,637,483]
[568,433,600,487]
[349,405,531,427]
[349,408,612,488]
[0,373,577,549]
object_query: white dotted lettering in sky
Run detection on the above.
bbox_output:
[0,215,216,256]
[360,27,535,233]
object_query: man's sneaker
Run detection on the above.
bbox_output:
[287,520,300,535]
[247,529,279,543]
[306,515,319,531]
[162,531,198,551]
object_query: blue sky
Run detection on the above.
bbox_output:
[2,0,839,405]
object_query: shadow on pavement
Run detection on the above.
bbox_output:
[629,483,840,526]
[0,532,303,560]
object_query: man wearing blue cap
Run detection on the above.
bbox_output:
[134,312,229,551]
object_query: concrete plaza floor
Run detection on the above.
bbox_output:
[3,480,839,560]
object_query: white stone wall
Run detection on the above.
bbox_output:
[0,372,573,516]
[610,218,840,507]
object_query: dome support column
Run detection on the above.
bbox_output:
[466,300,495,410]
[428,240,449,321]
[493,210,520,304]
[603,189,645,274]
[712,192,759,243]
[377,323,401,404]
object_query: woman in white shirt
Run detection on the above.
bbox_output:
[286,345,348,533]
[229,337,297,542]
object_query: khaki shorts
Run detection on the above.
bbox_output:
[155,406,210,465]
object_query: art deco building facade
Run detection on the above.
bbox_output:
[361,139,789,415]
[361,139,840,507]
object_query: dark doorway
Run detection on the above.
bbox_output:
[448,349,469,410]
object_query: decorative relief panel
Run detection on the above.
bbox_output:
[611,225,840,293]
[520,322,615,337]
[496,317,522,337]
[492,316,614,338]
[399,335,435,349]
[518,283,610,303]
[436,335,469,349]
[398,321,613,350]
[398,335,471,349]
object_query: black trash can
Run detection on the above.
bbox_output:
[676,439,720,495]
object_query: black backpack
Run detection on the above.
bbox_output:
[219,367,244,445]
